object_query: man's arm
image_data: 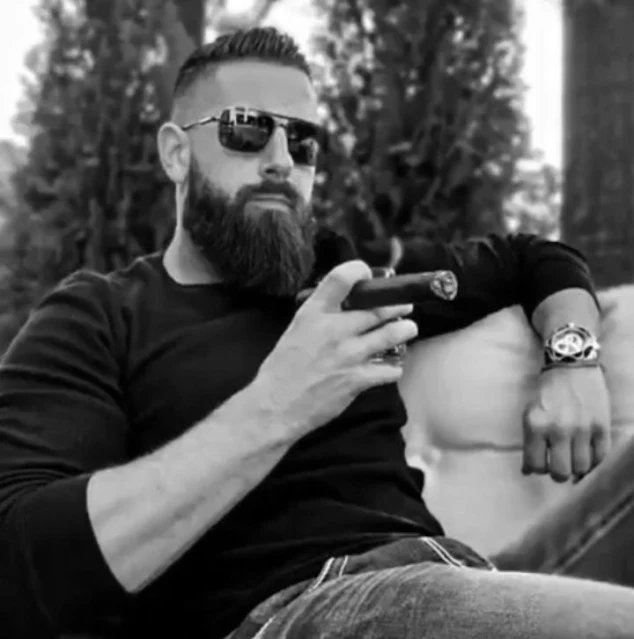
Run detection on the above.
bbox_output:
[531,287,600,339]
[390,233,600,338]
[390,232,607,481]
[0,273,295,637]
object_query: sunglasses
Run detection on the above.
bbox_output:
[181,106,326,167]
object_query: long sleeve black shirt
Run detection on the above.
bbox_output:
[0,233,598,638]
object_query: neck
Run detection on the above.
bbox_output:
[163,226,223,285]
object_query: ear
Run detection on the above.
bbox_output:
[157,121,191,184]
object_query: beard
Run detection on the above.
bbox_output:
[181,159,317,297]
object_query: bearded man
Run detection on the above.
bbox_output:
[1,27,632,639]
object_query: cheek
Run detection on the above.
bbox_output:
[207,155,262,196]
[294,169,315,203]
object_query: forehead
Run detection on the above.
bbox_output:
[195,59,319,124]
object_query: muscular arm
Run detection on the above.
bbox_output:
[88,382,291,595]
[0,273,293,637]
[391,233,600,338]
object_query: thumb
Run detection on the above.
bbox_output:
[303,260,372,312]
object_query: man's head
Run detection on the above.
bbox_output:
[157,27,323,296]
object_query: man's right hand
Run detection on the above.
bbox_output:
[250,260,418,440]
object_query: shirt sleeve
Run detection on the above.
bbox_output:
[0,271,133,637]
[394,233,600,339]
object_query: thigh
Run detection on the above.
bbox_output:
[492,436,634,585]
[260,562,634,639]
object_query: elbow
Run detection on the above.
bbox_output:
[0,513,57,638]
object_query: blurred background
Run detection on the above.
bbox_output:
[0,0,631,353]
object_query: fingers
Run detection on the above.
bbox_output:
[524,406,606,481]
[571,431,593,478]
[547,435,573,482]
[302,261,372,313]
[354,359,407,390]
[341,303,415,335]
[591,427,611,469]
[346,319,419,363]
[522,406,549,475]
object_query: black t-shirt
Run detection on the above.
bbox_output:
[0,233,598,638]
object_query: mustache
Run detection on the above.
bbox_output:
[235,181,304,209]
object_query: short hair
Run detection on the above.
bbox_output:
[173,27,312,105]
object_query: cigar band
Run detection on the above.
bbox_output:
[430,271,458,301]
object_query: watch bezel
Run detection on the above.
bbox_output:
[544,323,600,365]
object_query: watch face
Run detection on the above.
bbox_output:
[552,330,585,356]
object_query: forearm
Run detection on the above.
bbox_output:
[88,383,294,593]
[530,287,601,339]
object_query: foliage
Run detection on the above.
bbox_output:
[207,0,281,34]
[504,150,561,239]
[0,0,288,352]
[0,0,542,351]
[0,141,26,219]
[0,0,176,350]
[310,0,530,250]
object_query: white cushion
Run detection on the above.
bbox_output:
[398,285,634,556]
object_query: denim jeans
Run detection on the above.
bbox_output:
[226,435,634,638]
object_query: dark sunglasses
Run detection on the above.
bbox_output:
[181,106,326,167]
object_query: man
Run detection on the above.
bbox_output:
[0,26,632,639]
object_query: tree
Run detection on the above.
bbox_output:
[0,0,294,352]
[311,0,530,252]
[562,0,634,287]
[504,150,561,239]
[0,141,26,219]
[0,0,176,351]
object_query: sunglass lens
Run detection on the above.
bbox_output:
[219,109,274,152]
[287,120,324,166]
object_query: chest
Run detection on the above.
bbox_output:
[124,305,289,455]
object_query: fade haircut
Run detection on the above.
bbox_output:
[172,27,312,110]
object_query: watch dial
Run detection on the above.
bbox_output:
[554,332,584,356]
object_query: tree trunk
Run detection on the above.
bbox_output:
[172,0,206,46]
[562,0,634,288]
[154,0,206,114]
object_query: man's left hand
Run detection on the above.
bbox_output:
[522,366,611,482]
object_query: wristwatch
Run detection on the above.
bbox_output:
[543,323,601,369]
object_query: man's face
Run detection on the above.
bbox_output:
[180,60,321,297]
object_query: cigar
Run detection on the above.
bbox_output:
[296,270,458,310]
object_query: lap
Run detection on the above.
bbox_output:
[231,537,634,639]
[268,564,634,639]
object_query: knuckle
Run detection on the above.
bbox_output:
[525,420,549,438]
[335,340,357,364]
[292,306,312,326]
[524,407,549,430]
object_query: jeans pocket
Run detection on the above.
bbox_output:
[232,554,351,639]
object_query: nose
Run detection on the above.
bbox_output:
[259,125,293,182]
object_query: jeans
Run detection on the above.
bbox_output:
[227,436,634,638]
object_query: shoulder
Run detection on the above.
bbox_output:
[8,253,164,362]
[37,252,164,317]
